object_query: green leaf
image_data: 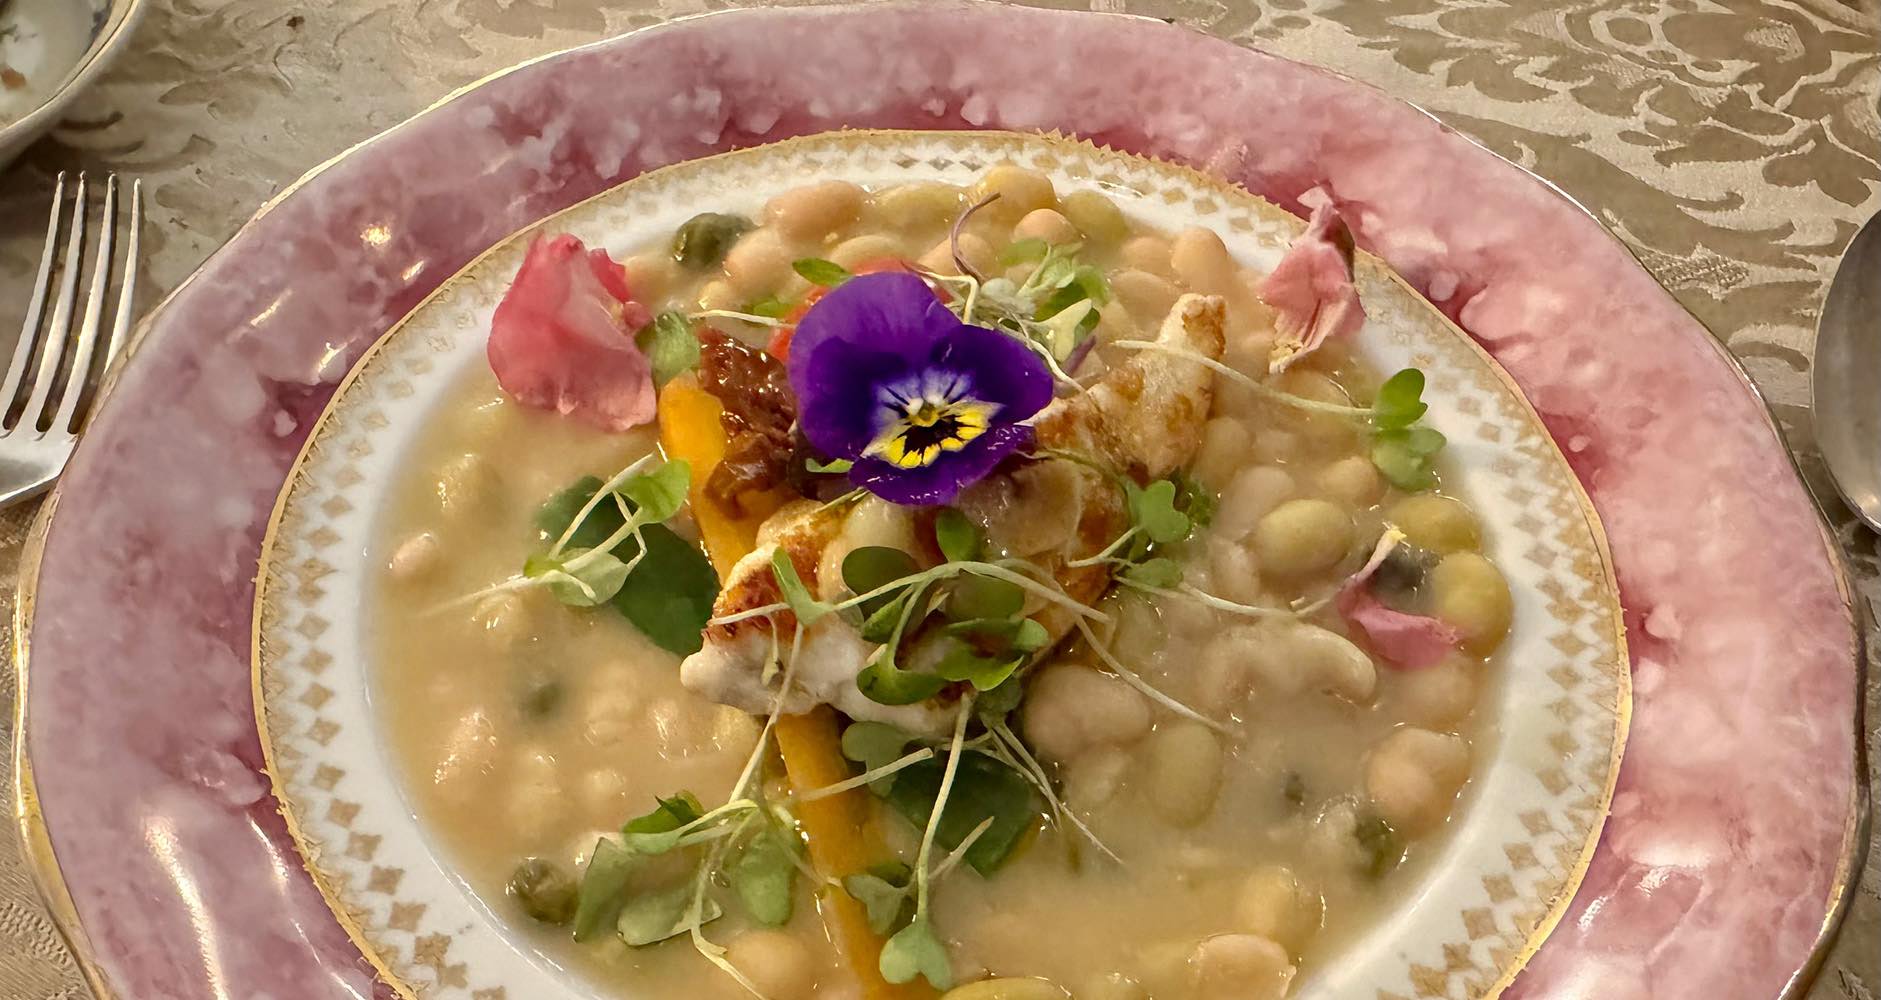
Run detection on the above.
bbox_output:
[672,212,752,270]
[1371,368,1429,431]
[1011,618,1050,652]
[1126,479,1194,545]
[1173,472,1217,528]
[623,793,704,834]
[933,508,983,563]
[617,881,721,946]
[841,721,917,771]
[1037,298,1097,361]
[998,237,1050,266]
[771,549,833,626]
[728,831,796,927]
[1123,557,1184,589]
[536,476,624,550]
[635,311,702,386]
[793,257,853,287]
[1370,426,1447,493]
[856,653,948,706]
[537,475,719,653]
[572,838,639,942]
[859,592,912,644]
[621,459,691,525]
[526,548,632,607]
[842,546,920,616]
[620,793,705,853]
[884,752,1039,875]
[611,525,718,655]
[807,456,854,475]
[879,918,953,989]
[744,295,793,320]
[946,574,1024,621]
[934,643,1022,692]
[842,866,914,935]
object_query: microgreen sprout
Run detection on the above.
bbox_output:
[638,312,704,385]
[877,699,973,990]
[690,308,788,329]
[793,257,853,287]
[1111,339,1448,492]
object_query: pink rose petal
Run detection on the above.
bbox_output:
[1258,197,1365,373]
[487,233,656,432]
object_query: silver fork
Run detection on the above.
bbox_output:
[0,172,141,507]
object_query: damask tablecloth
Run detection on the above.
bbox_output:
[0,1,1875,998]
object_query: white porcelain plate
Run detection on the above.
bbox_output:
[253,130,1628,1000]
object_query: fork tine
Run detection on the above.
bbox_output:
[103,179,141,366]
[0,173,67,429]
[19,173,89,435]
[52,175,118,435]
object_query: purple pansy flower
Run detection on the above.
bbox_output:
[787,272,1053,506]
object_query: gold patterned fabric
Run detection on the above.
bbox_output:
[0,1,1875,998]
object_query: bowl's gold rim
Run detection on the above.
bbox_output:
[8,3,1866,998]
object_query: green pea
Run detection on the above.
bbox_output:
[507,857,578,924]
[1354,815,1404,880]
[516,674,564,720]
[671,212,753,270]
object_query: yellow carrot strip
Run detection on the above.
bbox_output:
[659,375,933,1000]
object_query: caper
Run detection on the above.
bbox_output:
[507,857,577,924]
[1282,772,1307,807]
[1353,815,1404,880]
[1371,542,1434,606]
[671,212,753,270]
[516,674,564,720]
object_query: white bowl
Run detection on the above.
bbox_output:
[0,0,145,170]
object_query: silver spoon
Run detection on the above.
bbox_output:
[1812,211,1881,532]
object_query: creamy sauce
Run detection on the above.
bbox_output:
[373,169,1509,999]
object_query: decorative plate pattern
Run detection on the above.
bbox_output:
[254,130,1628,1000]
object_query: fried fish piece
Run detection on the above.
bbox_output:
[679,294,1227,734]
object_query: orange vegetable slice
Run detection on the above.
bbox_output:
[658,374,933,1000]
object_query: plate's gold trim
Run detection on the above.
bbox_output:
[8,7,1862,1000]
[253,127,1629,1000]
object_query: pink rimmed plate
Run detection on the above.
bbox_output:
[12,5,1865,1000]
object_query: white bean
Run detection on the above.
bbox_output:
[1388,494,1482,554]
[1110,268,1180,321]
[874,181,965,233]
[722,229,794,298]
[1387,655,1476,729]
[620,252,677,303]
[1060,190,1129,244]
[1316,455,1385,508]
[1120,235,1175,278]
[1022,665,1152,763]
[971,164,1057,225]
[830,233,906,270]
[506,746,563,843]
[817,495,921,601]
[1170,227,1237,296]
[1144,721,1224,827]
[431,708,497,807]
[1191,417,1252,490]
[1012,208,1080,244]
[471,591,535,650]
[1427,552,1513,653]
[1207,537,1264,606]
[1252,498,1354,577]
[1366,727,1471,834]
[1236,865,1324,955]
[764,180,864,240]
[726,930,819,1000]
[435,452,500,517]
[1189,934,1297,1000]
[940,979,1067,1000]
[1215,465,1296,540]
[1198,621,1376,709]
[919,232,995,276]
[387,531,441,581]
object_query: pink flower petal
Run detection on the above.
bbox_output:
[1259,198,1365,373]
[1337,584,1461,669]
[487,233,655,431]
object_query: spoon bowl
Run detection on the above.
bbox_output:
[1812,210,1881,532]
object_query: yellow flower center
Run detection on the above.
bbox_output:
[862,373,999,471]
